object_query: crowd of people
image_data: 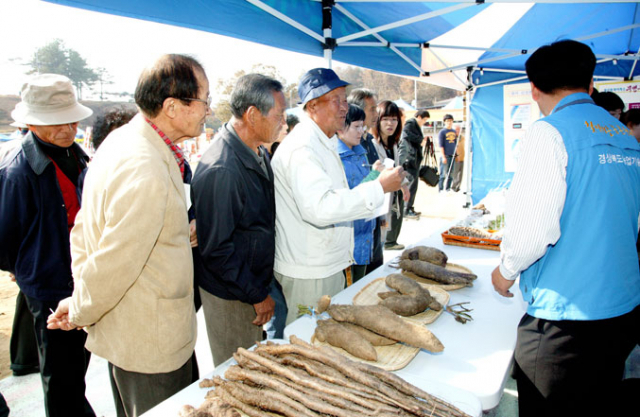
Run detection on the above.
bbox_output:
[0,39,638,417]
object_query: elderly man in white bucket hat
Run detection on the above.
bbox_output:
[0,73,95,417]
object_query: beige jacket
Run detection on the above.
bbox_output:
[69,115,196,373]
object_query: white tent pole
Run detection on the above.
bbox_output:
[340,42,422,47]
[428,44,523,54]
[478,68,527,74]
[424,47,470,88]
[336,3,476,44]
[576,23,640,43]
[474,75,529,89]
[629,48,640,80]
[325,27,333,68]
[463,88,473,208]
[428,52,523,76]
[335,3,423,74]
[245,0,324,42]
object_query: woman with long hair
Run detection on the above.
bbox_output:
[371,100,408,250]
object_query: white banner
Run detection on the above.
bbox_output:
[503,83,542,172]
[595,80,640,110]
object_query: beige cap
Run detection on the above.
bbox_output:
[11,74,93,126]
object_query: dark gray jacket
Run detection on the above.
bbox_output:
[191,124,275,304]
[398,118,423,171]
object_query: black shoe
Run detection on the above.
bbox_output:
[406,209,421,216]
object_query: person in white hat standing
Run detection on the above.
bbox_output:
[0,74,95,416]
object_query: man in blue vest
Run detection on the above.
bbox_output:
[492,40,640,417]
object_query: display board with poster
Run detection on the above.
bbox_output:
[594,80,640,110]
[502,83,542,172]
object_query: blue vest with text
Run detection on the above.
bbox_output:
[520,93,640,321]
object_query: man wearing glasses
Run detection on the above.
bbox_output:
[48,54,210,416]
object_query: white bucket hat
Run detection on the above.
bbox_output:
[11,74,93,126]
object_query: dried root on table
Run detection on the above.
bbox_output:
[399,259,476,287]
[189,336,472,417]
[400,246,448,267]
[179,396,241,416]
[326,304,444,353]
[448,226,495,239]
[378,274,442,316]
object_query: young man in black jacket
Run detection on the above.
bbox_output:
[399,109,430,218]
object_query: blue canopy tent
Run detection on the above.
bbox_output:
[41,0,640,203]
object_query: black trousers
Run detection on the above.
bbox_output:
[405,166,419,211]
[10,290,39,376]
[514,307,639,417]
[109,354,194,417]
[385,192,404,246]
[24,295,95,417]
[365,220,384,274]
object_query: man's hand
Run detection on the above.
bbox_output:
[189,219,198,248]
[372,160,383,172]
[253,295,275,326]
[9,273,16,283]
[442,155,448,164]
[401,184,410,202]
[378,166,406,193]
[47,297,81,330]
[491,266,515,298]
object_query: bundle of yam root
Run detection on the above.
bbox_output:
[398,246,477,287]
[180,336,472,417]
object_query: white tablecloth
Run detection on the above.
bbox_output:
[284,229,526,411]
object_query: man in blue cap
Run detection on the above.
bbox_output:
[271,68,405,324]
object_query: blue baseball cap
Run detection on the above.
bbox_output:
[298,68,350,105]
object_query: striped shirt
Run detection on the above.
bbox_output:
[499,121,568,281]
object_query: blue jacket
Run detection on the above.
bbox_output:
[0,133,89,301]
[337,140,375,265]
[520,93,640,321]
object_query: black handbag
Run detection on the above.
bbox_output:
[419,137,439,187]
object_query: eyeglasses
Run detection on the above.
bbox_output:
[181,95,212,107]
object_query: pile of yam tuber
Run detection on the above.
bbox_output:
[312,295,444,361]
[398,246,476,287]
[181,336,472,417]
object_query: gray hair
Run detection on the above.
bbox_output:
[347,88,377,109]
[230,73,283,118]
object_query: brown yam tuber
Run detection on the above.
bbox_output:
[400,246,448,267]
[326,304,444,352]
[399,259,476,286]
[380,274,442,315]
[315,319,377,361]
